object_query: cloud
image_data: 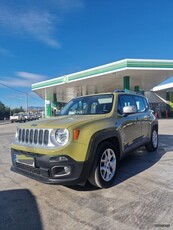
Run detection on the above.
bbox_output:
[0,72,49,88]
[0,47,15,57]
[0,8,60,48]
[16,71,49,82]
[0,0,84,48]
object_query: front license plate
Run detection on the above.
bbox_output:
[14,154,35,167]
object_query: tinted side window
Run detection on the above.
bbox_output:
[117,95,136,114]
[134,96,147,112]
[143,97,149,110]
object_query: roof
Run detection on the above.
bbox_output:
[32,58,173,102]
[152,76,173,92]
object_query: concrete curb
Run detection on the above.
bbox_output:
[0,121,11,125]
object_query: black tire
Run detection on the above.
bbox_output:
[145,127,158,152]
[88,141,119,188]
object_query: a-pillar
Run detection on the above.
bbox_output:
[45,100,52,117]
[123,76,130,90]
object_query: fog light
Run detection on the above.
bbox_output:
[52,166,71,178]
[64,166,71,174]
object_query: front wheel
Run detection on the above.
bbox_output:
[88,142,119,188]
[145,127,158,152]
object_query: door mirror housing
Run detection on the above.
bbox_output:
[123,105,137,114]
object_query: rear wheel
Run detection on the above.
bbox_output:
[145,127,158,152]
[88,142,119,188]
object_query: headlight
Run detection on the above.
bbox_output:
[15,128,19,140]
[54,129,69,145]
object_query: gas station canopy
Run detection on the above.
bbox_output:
[32,59,173,103]
[152,76,173,92]
[32,58,173,117]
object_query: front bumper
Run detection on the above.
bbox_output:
[11,148,87,185]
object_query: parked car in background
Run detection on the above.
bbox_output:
[10,113,20,123]
[10,112,40,123]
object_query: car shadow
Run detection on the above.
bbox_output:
[0,189,43,230]
[66,134,172,191]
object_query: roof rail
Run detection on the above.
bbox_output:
[113,89,125,93]
[113,89,143,95]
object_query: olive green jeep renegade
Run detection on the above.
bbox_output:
[11,90,158,188]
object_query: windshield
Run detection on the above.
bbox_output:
[59,94,114,116]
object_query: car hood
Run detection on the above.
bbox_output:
[19,115,107,129]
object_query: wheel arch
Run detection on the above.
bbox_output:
[145,121,159,152]
[151,121,159,135]
[81,129,122,181]
[96,137,121,161]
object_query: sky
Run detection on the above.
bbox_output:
[0,0,173,109]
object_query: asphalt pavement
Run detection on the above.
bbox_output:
[0,120,173,230]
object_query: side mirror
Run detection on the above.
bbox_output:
[123,105,137,114]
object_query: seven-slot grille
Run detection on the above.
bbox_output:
[17,128,50,146]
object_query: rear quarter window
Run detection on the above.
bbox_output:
[133,96,149,112]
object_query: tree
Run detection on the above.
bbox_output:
[0,101,25,120]
[12,106,24,114]
[0,101,5,110]
[0,101,10,120]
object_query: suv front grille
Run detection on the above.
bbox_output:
[17,128,50,146]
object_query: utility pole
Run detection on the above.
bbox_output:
[8,96,12,116]
[26,93,28,112]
